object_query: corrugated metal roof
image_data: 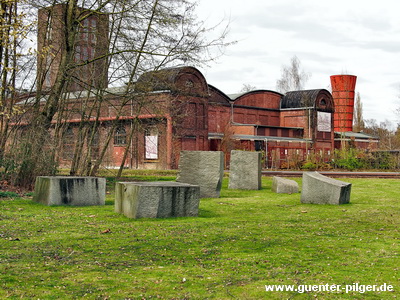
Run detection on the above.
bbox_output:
[281,89,326,109]
[226,92,247,100]
[334,131,379,140]
[18,86,168,105]
[135,68,182,92]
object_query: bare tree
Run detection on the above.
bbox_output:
[353,92,365,132]
[276,55,311,93]
[0,0,28,160]
[395,83,400,122]
[364,119,396,150]
[239,83,257,93]
[0,0,232,187]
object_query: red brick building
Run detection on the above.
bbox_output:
[29,4,378,170]
[206,85,335,168]
[124,67,377,169]
[20,66,376,170]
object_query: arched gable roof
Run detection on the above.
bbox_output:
[281,89,334,112]
[135,66,209,97]
[229,90,284,101]
[232,90,284,110]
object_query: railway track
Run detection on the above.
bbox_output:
[261,170,400,178]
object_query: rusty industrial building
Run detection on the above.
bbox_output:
[20,4,380,170]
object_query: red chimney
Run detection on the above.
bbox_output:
[330,75,357,132]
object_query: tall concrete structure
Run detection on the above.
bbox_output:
[37,4,109,92]
[330,75,357,132]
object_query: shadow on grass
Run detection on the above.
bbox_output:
[219,187,270,199]
[198,208,220,218]
[105,200,114,206]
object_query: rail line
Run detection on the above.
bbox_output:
[261,170,400,178]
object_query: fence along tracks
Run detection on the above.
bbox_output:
[262,171,400,178]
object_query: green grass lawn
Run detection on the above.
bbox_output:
[0,177,399,299]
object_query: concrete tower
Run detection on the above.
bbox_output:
[37,4,109,92]
[330,75,357,132]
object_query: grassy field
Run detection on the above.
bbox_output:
[0,176,399,299]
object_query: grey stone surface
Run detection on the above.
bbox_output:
[300,172,351,204]
[33,176,106,206]
[228,150,262,190]
[272,176,299,194]
[176,151,224,198]
[115,181,200,218]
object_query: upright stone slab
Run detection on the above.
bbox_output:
[33,176,106,206]
[228,150,262,190]
[176,151,224,198]
[115,181,200,219]
[301,172,351,204]
[272,176,299,194]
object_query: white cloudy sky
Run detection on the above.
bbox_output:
[195,0,400,125]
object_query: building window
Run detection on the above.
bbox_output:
[270,128,278,136]
[75,45,81,62]
[44,55,52,88]
[82,47,89,61]
[185,80,194,87]
[255,140,263,151]
[90,18,97,43]
[145,128,158,160]
[62,127,75,160]
[82,18,89,41]
[88,129,100,159]
[114,126,127,145]
[45,14,53,42]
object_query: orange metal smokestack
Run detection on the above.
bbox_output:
[330,75,357,132]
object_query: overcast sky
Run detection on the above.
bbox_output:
[195,0,400,126]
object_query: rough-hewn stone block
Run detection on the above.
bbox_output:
[272,176,299,194]
[301,172,351,204]
[33,176,106,206]
[176,151,224,198]
[228,150,261,190]
[115,181,200,218]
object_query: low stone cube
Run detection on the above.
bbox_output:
[176,151,224,198]
[228,150,261,190]
[33,176,106,206]
[300,172,351,205]
[115,181,200,218]
[272,176,299,194]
